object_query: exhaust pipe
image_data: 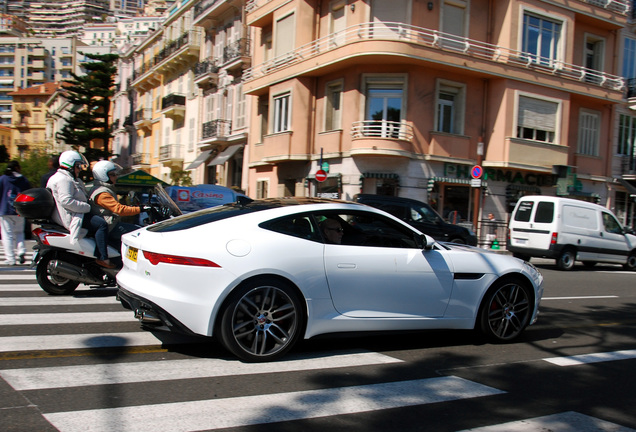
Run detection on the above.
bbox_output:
[134,308,162,324]
[49,260,104,285]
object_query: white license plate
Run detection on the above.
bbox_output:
[126,246,138,262]
[515,238,528,245]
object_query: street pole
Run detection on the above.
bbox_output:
[472,139,484,232]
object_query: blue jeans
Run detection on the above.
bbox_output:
[108,222,140,254]
[82,213,109,261]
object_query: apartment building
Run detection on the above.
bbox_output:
[27,0,112,38]
[242,0,631,227]
[7,82,59,158]
[117,0,249,189]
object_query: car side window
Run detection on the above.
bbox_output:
[317,211,419,248]
[602,212,623,234]
[260,215,322,242]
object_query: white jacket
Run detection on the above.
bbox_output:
[46,169,90,243]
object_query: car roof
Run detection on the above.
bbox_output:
[354,194,428,206]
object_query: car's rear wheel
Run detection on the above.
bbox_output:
[556,248,576,271]
[219,278,304,362]
[478,278,532,342]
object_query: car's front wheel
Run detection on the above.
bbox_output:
[478,278,532,342]
[219,278,304,362]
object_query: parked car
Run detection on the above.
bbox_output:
[117,198,543,362]
[508,195,636,270]
[353,194,478,246]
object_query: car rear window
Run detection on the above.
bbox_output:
[533,202,554,223]
[514,201,534,222]
[147,202,273,232]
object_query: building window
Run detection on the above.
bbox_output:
[329,1,346,46]
[325,80,343,131]
[577,109,600,156]
[516,95,559,144]
[274,13,295,59]
[256,180,268,199]
[363,75,405,137]
[584,35,605,84]
[273,92,290,133]
[235,84,246,130]
[435,80,465,134]
[623,37,636,78]
[522,12,563,65]
[441,0,467,50]
[618,114,636,157]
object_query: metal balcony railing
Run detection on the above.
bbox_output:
[194,59,219,79]
[244,22,625,92]
[223,38,251,64]
[351,120,414,141]
[159,144,184,161]
[161,94,186,110]
[134,108,152,123]
[131,153,150,165]
[620,154,636,174]
[202,119,232,139]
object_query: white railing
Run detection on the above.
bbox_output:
[243,22,624,92]
[351,120,414,141]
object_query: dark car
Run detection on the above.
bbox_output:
[353,194,478,246]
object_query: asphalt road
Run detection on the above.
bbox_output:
[0,249,635,432]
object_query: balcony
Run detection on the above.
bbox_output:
[154,29,202,74]
[159,144,184,167]
[131,60,161,91]
[161,93,186,120]
[221,38,251,73]
[131,153,150,166]
[194,59,219,89]
[200,119,232,145]
[193,0,236,27]
[496,138,569,170]
[14,139,28,147]
[134,108,153,130]
[14,120,29,129]
[350,120,415,157]
[15,103,29,112]
[243,22,624,99]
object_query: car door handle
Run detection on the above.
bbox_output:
[337,263,357,269]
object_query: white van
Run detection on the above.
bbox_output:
[508,196,636,270]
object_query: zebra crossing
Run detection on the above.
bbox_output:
[0,266,634,431]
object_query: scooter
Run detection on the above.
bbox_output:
[15,185,181,295]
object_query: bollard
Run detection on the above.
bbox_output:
[491,239,500,250]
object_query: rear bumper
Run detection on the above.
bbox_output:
[507,244,563,259]
[117,287,196,336]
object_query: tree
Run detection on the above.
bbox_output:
[56,52,119,161]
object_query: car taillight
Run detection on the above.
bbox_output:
[550,232,558,245]
[32,227,66,246]
[142,250,220,267]
[15,194,35,202]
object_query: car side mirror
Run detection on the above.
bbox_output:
[416,234,434,250]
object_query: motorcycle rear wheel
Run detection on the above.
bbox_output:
[36,254,80,295]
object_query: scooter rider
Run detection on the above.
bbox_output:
[46,151,114,269]
[89,160,150,252]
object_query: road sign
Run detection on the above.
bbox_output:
[471,165,483,179]
[315,169,327,182]
[470,178,482,188]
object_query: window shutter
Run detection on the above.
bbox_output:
[518,96,557,131]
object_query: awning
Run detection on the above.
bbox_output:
[619,178,636,197]
[506,184,541,193]
[186,150,213,170]
[360,172,400,180]
[208,144,242,166]
[428,177,489,194]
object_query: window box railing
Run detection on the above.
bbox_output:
[161,94,186,110]
[131,153,150,165]
[202,119,232,139]
[351,120,414,141]
[159,144,184,161]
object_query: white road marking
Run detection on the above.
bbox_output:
[544,349,636,367]
[542,296,618,300]
[0,332,161,352]
[0,352,403,390]
[0,274,37,281]
[0,285,47,291]
[458,411,635,431]
[0,311,134,325]
[43,376,504,432]
[0,296,118,306]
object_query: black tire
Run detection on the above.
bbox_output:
[36,254,80,295]
[623,253,636,271]
[219,278,304,362]
[582,261,597,268]
[556,248,576,271]
[478,278,533,342]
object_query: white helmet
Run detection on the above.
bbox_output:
[59,150,88,171]
[92,160,122,182]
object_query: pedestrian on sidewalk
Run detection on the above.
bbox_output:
[0,160,32,265]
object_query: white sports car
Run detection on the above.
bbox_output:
[117,197,544,362]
